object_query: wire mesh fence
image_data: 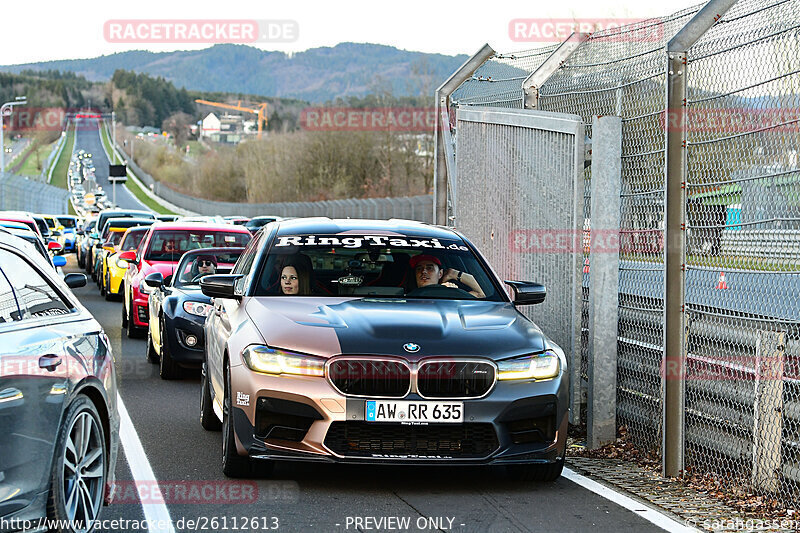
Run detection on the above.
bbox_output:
[683,0,800,502]
[443,0,800,506]
[0,172,70,214]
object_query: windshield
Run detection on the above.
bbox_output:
[107,231,125,246]
[173,250,243,288]
[57,217,77,229]
[119,229,147,251]
[253,234,502,300]
[145,230,251,261]
[34,218,50,236]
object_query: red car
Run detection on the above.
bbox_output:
[120,222,251,337]
[0,211,44,239]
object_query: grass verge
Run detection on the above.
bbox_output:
[18,140,58,177]
[50,127,75,190]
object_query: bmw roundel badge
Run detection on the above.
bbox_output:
[403,343,420,353]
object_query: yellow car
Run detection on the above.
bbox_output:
[102,226,152,301]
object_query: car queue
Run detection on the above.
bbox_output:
[1,204,567,531]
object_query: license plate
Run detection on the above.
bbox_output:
[365,400,463,423]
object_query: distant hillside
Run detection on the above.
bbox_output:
[1,43,467,103]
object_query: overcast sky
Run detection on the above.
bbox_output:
[2,0,703,65]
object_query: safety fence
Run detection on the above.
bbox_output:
[0,172,70,213]
[439,0,800,506]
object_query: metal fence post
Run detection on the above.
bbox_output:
[752,330,786,493]
[663,46,689,479]
[434,45,495,225]
[587,116,622,449]
[663,0,739,477]
[522,32,588,110]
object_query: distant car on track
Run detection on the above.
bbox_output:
[244,215,283,234]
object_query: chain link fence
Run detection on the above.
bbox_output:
[0,172,70,213]
[683,0,800,501]
[442,0,800,506]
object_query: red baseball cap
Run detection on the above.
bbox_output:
[410,254,442,269]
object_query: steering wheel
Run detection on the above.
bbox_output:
[191,274,208,283]
[406,284,476,299]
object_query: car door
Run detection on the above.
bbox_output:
[0,247,75,514]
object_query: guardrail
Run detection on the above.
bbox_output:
[720,230,800,262]
[42,132,68,183]
[105,122,434,221]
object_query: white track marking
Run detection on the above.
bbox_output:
[117,393,176,533]
[563,467,700,533]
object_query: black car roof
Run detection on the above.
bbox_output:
[274,218,458,240]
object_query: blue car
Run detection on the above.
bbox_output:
[56,215,79,253]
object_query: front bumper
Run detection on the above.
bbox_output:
[107,265,125,295]
[131,292,149,328]
[163,313,205,367]
[228,364,568,465]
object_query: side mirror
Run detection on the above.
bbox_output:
[505,281,546,305]
[48,241,63,253]
[200,274,242,300]
[144,272,164,288]
[90,232,100,240]
[52,255,67,267]
[118,250,137,264]
[64,273,87,288]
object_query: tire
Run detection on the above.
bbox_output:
[200,363,222,431]
[146,327,159,364]
[126,300,143,339]
[85,250,93,274]
[121,295,128,328]
[47,396,107,532]
[507,456,565,482]
[77,248,85,268]
[222,366,273,478]
[104,273,114,301]
[158,315,181,380]
[98,269,106,296]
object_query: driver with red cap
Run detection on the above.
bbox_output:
[410,254,485,298]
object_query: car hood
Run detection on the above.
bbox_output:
[140,260,180,278]
[245,297,546,360]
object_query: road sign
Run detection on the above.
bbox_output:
[108,164,127,183]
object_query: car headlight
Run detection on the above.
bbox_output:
[183,301,212,317]
[497,351,560,381]
[242,345,325,377]
[139,280,152,294]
